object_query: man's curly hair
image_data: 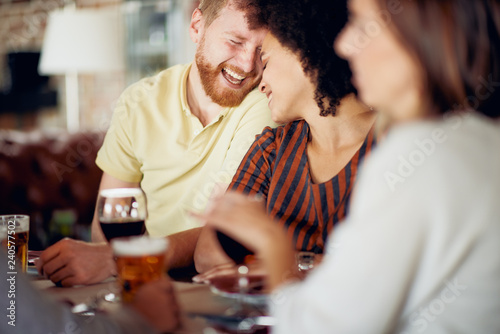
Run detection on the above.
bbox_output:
[249,0,356,116]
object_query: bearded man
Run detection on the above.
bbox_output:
[36,0,274,286]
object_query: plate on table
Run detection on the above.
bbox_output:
[187,312,275,333]
[209,275,269,306]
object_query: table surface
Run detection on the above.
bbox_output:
[29,268,270,334]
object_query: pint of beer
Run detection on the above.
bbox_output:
[111,236,168,303]
[0,215,29,273]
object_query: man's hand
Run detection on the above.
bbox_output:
[35,238,116,286]
[130,278,180,332]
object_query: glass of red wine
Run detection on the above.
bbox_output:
[212,185,258,266]
[97,187,147,302]
[97,188,147,242]
[215,230,256,316]
[216,231,253,266]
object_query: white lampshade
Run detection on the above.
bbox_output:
[38,7,124,133]
[39,8,125,74]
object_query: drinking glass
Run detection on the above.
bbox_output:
[97,188,147,302]
[296,251,316,273]
[213,186,255,265]
[111,236,168,303]
[97,188,147,242]
[0,215,30,273]
[0,225,7,247]
[206,185,259,316]
[215,232,254,316]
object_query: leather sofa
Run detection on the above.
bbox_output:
[0,130,104,250]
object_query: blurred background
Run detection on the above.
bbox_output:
[0,0,198,250]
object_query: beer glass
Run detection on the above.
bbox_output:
[0,215,29,272]
[97,188,147,241]
[0,225,7,246]
[111,236,168,303]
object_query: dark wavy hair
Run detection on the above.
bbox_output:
[247,0,356,116]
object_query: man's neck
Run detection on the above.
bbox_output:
[186,62,225,127]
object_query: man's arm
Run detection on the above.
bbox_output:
[164,227,202,270]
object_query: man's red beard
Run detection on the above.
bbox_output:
[195,41,261,107]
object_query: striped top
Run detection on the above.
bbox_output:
[229,120,376,253]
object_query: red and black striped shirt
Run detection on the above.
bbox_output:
[229,120,376,253]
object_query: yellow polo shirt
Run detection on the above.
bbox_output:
[96,63,274,236]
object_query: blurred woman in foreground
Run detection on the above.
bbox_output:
[199,0,500,332]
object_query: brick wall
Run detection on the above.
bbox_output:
[0,0,125,131]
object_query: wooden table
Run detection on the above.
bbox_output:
[29,270,270,334]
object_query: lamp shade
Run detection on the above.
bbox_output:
[39,8,124,74]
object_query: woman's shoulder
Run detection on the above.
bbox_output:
[255,120,305,144]
[251,121,307,157]
[363,113,500,193]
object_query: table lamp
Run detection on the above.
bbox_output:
[39,7,124,132]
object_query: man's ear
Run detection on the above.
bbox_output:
[189,8,204,44]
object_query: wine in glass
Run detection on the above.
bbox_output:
[215,230,255,316]
[97,187,147,302]
[216,230,253,266]
[97,188,147,242]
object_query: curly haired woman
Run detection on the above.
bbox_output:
[194,0,376,276]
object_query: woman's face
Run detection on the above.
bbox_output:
[259,33,317,124]
[335,0,424,122]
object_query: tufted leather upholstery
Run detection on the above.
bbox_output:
[0,130,104,250]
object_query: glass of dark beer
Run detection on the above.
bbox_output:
[97,188,147,242]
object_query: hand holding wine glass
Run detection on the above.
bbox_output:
[199,192,297,292]
[204,192,270,315]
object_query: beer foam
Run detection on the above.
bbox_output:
[0,226,7,239]
[111,236,168,256]
[1,215,29,232]
[100,188,144,198]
